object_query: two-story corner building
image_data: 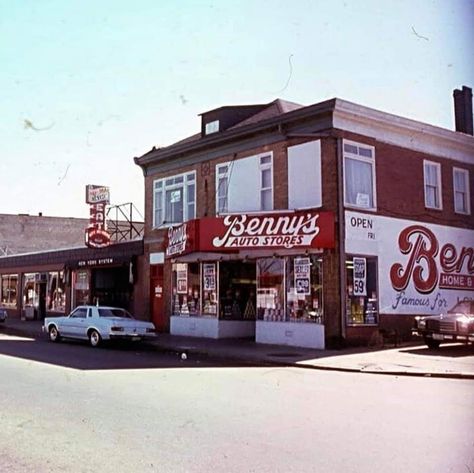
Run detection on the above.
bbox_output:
[135,88,474,349]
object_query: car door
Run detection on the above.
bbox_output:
[66,307,88,338]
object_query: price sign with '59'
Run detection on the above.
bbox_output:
[353,257,367,296]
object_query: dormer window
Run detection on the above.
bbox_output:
[205,120,220,135]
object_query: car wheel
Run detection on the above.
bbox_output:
[49,325,61,343]
[89,329,101,348]
[424,337,440,349]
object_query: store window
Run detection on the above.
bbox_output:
[219,261,256,320]
[202,263,218,315]
[343,140,376,210]
[153,171,196,227]
[346,257,378,325]
[424,160,442,209]
[47,271,66,312]
[23,273,40,309]
[1,274,18,307]
[172,263,201,316]
[453,167,471,215]
[74,270,90,307]
[257,258,285,321]
[286,256,324,323]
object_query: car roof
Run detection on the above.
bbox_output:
[75,305,126,310]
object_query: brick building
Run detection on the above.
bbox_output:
[131,88,473,348]
[0,212,145,321]
[0,213,90,256]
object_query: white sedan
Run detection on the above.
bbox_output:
[43,305,156,347]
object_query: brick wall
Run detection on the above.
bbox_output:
[0,214,89,255]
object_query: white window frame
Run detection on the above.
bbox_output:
[205,120,219,135]
[216,163,230,214]
[259,154,273,211]
[153,171,196,228]
[215,152,274,214]
[453,167,471,215]
[423,160,442,210]
[343,139,377,211]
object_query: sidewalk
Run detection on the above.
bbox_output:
[2,318,474,379]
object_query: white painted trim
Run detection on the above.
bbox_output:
[343,139,377,211]
[423,160,443,210]
[333,99,474,164]
[453,167,471,215]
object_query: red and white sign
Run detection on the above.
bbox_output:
[86,185,110,204]
[345,211,474,315]
[165,211,335,257]
[85,185,111,248]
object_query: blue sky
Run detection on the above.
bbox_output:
[1,0,473,218]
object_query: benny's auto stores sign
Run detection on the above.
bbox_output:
[345,211,474,315]
[165,211,335,257]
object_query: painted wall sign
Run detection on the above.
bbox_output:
[345,211,474,315]
[294,257,311,295]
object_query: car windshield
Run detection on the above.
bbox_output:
[448,301,474,315]
[98,308,134,319]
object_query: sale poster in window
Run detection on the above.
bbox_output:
[353,257,367,296]
[294,257,311,295]
[203,264,216,291]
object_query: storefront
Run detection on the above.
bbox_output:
[165,211,335,348]
[0,240,144,320]
[345,210,474,339]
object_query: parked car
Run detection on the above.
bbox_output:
[43,305,156,347]
[413,300,474,349]
[0,308,7,323]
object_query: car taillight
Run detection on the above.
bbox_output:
[111,326,124,332]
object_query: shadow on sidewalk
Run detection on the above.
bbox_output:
[0,332,263,371]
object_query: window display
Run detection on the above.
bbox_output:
[1,274,18,307]
[257,258,285,321]
[74,270,90,307]
[22,273,39,309]
[47,271,66,312]
[172,263,201,316]
[202,263,218,315]
[286,256,323,323]
[219,262,256,320]
[346,257,378,325]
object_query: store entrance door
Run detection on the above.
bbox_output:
[150,264,166,332]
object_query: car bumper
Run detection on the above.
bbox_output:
[109,333,157,341]
[412,330,474,343]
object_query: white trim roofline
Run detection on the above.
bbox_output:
[333,99,474,164]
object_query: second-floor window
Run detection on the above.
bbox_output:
[215,153,273,214]
[453,167,470,214]
[153,172,196,227]
[343,140,376,210]
[424,160,442,210]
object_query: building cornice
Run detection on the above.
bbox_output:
[333,99,474,164]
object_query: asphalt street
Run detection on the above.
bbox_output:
[1,332,473,473]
